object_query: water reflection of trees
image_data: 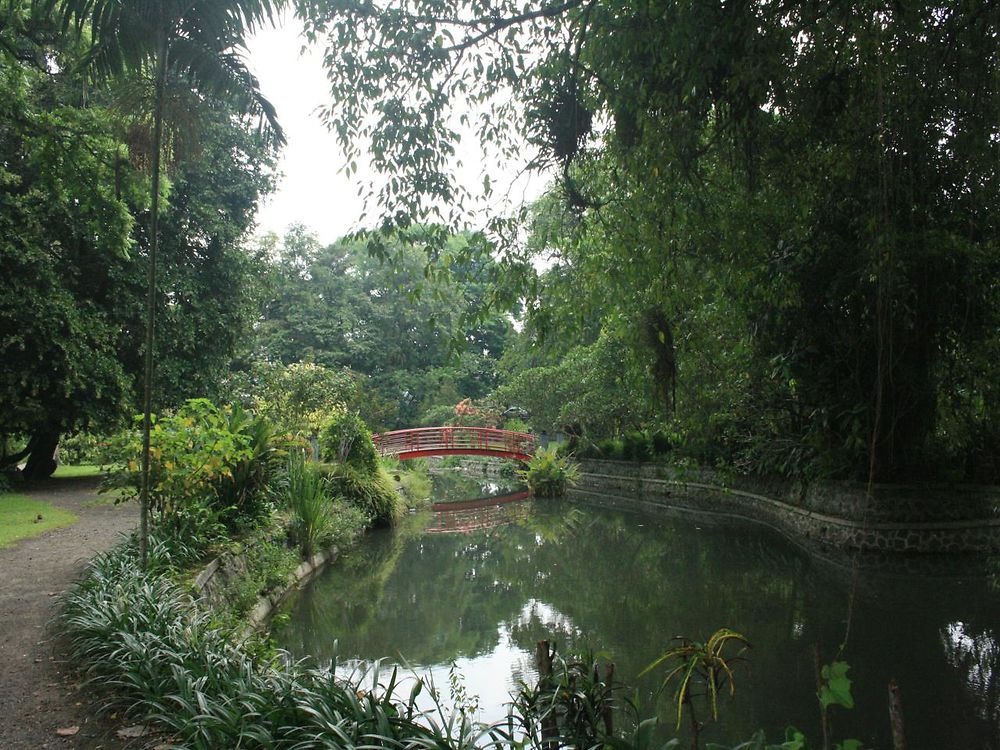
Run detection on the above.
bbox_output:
[430,470,524,504]
[274,500,1000,749]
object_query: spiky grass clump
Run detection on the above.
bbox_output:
[60,540,492,750]
[280,452,333,557]
[322,463,405,527]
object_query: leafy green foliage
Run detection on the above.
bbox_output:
[318,411,379,470]
[520,446,578,498]
[104,400,284,549]
[255,227,513,430]
[57,433,113,466]
[496,327,658,438]
[223,361,360,436]
[818,661,854,711]
[0,55,136,473]
[218,537,299,617]
[0,14,279,478]
[299,0,1000,483]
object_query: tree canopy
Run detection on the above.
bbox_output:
[0,8,279,476]
[297,0,1000,481]
[252,225,515,430]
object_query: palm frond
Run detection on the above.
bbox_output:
[169,35,285,146]
[50,0,284,145]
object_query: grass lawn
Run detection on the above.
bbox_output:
[52,463,105,478]
[0,493,78,548]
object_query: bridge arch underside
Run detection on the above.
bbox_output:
[390,448,532,462]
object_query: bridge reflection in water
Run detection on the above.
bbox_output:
[425,490,532,534]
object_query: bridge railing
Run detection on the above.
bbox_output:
[373,426,537,460]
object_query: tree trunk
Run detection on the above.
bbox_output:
[139,35,169,570]
[22,431,60,480]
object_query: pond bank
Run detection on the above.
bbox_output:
[570,459,1000,555]
[192,541,342,632]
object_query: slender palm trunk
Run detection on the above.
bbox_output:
[139,37,169,569]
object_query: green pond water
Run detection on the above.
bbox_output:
[273,471,1000,749]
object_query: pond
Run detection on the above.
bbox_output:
[272,471,1000,749]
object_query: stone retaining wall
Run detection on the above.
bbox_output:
[450,458,513,478]
[572,460,1000,554]
[192,545,339,632]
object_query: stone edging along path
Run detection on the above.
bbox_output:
[571,459,1000,555]
[191,544,340,633]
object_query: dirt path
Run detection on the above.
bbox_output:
[0,476,138,749]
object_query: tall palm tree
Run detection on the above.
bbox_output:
[49,0,286,566]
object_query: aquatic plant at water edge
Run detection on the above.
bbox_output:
[642,628,751,733]
[278,452,367,556]
[511,646,625,749]
[520,446,579,498]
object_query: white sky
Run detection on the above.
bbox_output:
[246,16,363,245]
[246,14,548,247]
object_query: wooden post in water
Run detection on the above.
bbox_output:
[888,679,906,750]
[536,640,558,750]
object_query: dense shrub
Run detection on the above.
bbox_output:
[318,411,379,471]
[103,400,287,553]
[623,431,654,462]
[59,432,111,465]
[563,432,673,463]
[651,431,673,455]
[418,403,459,427]
[217,406,292,528]
[218,538,300,617]
[320,463,404,527]
[503,417,531,434]
[596,438,625,461]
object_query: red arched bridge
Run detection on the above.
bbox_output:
[373,427,537,462]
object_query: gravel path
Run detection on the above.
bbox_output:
[0,476,138,749]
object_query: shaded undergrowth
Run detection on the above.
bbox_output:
[60,537,493,750]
